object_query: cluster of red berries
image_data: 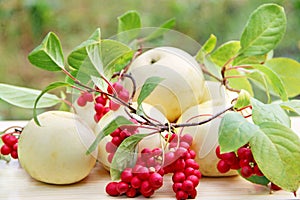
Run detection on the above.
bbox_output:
[216,144,263,178]
[93,94,110,123]
[106,123,138,163]
[0,130,21,159]
[106,133,201,200]
[164,134,201,200]
[107,81,130,111]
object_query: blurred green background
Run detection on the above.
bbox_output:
[0,0,299,120]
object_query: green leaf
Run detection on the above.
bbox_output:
[117,10,141,44]
[86,44,103,74]
[265,58,300,97]
[33,82,72,126]
[251,98,290,127]
[251,64,288,101]
[218,112,259,152]
[28,32,65,71]
[210,41,240,67]
[142,18,176,43]
[137,76,164,114]
[110,133,149,180]
[238,170,270,186]
[87,116,134,155]
[225,68,254,96]
[233,89,251,110]
[247,70,271,103]
[68,28,101,70]
[195,34,217,63]
[280,100,300,115]
[239,4,286,56]
[233,53,269,66]
[250,122,300,192]
[0,83,60,109]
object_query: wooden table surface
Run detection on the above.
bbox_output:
[0,120,299,200]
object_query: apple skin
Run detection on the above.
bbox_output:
[177,81,237,176]
[94,102,167,171]
[124,47,206,122]
[72,100,97,130]
[18,111,98,184]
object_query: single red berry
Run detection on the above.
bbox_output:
[105,142,117,153]
[172,182,182,193]
[179,141,190,149]
[152,147,162,157]
[109,100,120,111]
[10,150,18,159]
[184,167,195,177]
[237,147,253,161]
[182,180,194,192]
[149,172,163,189]
[94,103,104,114]
[239,159,250,167]
[141,188,154,198]
[181,134,193,146]
[94,113,103,123]
[193,170,202,179]
[112,82,124,93]
[241,165,253,178]
[111,136,122,146]
[116,181,129,194]
[187,175,199,187]
[1,134,9,143]
[83,92,93,102]
[1,144,12,155]
[131,176,142,189]
[106,182,120,196]
[185,159,199,170]
[188,188,197,199]
[121,168,133,183]
[103,107,110,115]
[174,158,186,171]
[230,158,241,170]
[95,96,107,106]
[175,147,187,158]
[217,160,230,173]
[110,128,121,137]
[172,171,186,183]
[77,96,87,107]
[164,151,176,166]
[189,150,196,159]
[221,152,238,165]
[107,153,114,163]
[13,143,18,151]
[176,190,188,200]
[140,180,152,195]
[119,130,131,140]
[126,187,138,198]
[118,89,130,102]
[146,157,156,168]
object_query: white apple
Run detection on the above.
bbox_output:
[18,111,98,184]
[177,81,237,176]
[124,47,206,122]
[94,102,168,170]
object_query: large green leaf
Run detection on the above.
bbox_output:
[250,122,300,192]
[251,64,288,101]
[28,32,64,71]
[218,112,259,153]
[210,41,240,67]
[110,133,149,180]
[117,10,141,44]
[251,98,290,127]
[143,18,176,43]
[265,58,300,98]
[247,70,271,103]
[86,116,134,155]
[239,4,286,56]
[0,83,60,108]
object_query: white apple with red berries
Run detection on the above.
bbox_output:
[18,111,98,184]
[124,47,206,122]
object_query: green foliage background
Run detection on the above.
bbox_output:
[0,0,299,120]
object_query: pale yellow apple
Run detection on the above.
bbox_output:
[18,111,98,184]
[177,81,237,176]
[72,100,97,130]
[124,47,206,122]
[95,102,168,170]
